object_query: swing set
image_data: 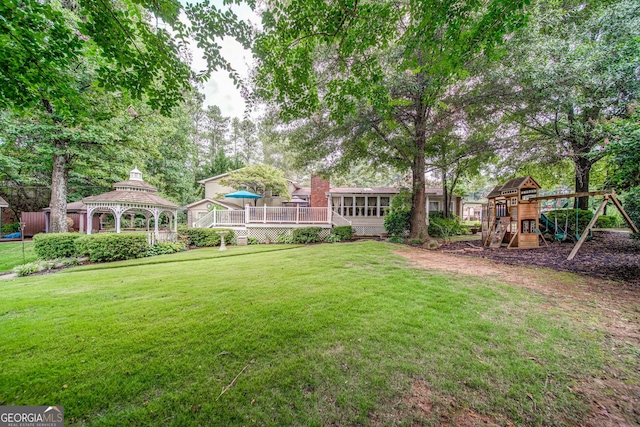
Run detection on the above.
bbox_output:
[528,190,638,260]
[483,176,639,260]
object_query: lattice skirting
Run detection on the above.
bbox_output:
[246,226,331,243]
[352,225,386,236]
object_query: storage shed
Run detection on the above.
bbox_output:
[483,177,541,249]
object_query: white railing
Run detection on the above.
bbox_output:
[216,210,246,225]
[248,206,329,224]
[192,207,330,228]
[193,210,246,228]
[193,209,217,228]
[331,212,352,226]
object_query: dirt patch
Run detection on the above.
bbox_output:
[394,243,640,427]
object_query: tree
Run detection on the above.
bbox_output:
[220,164,289,198]
[486,0,640,209]
[254,0,527,239]
[602,104,640,191]
[231,117,260,165]
[0,0,250,232]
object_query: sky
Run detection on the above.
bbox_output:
[180,1,258,118]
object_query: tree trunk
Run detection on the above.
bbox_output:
[410,153,428,239]
[574,155,591,210]
[49,141,69,233]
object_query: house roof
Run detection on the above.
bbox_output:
[0,196,8,208]
[292,187,310,196]
[327,187,399,195]
[183,198,243,210]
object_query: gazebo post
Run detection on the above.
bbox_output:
[145,214,150,231]
[153,210,160,235]
[173,212,178,232]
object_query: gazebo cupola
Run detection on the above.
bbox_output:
[83,168,178,235]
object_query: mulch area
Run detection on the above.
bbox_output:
[442,231,640,286]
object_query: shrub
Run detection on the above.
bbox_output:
[623,187,640,239]
[75,233,150,262]
[247,237,260,245]
[146,241,186,257]
[384,211,410,237]
[2,222,20,234]
[333,225,354,241]
[12,261,43,276]
[183,228,235,247]
[275,233,294,244]
[388,236,405,244]
[324,233,341,243]
[428,216,467,239]
[409,238,424,245]
[596,215,617,229]
[292,227,323,244]
[33,232,83,259]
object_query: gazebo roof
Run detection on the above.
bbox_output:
[83,168,177,209]
[0,196,8,208]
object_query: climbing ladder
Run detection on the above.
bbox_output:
[488,218,510,248]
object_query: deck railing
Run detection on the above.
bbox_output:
[193,206,331,228]
[248,206,328,224]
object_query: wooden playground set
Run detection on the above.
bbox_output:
[481,177,639,260]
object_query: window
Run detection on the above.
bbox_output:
[521,219,536,234]
[428,201,440,212]
[368,197,377,216]
[355,197,365,216]
[380,197,390,216]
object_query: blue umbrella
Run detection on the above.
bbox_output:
[225,190,262,206]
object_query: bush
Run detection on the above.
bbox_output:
[183,228,235,247]
[384,211,410,237]
[409,238,424,245]
[388,236,405,244]
[275,232,294,244]
[292,227,323,244]
[596,215,617,229]
[324,233,341,243]
[2,222,20,234]
[247,237,260,245]
[332,225,353,241]
[12,257,79,276]
[145,241,186,257]
[13,261,43,276]
[75,233,150,262]
[623,187,640,239]
[33,232,84,259]
[428,216,467,239]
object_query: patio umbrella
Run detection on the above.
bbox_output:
[225,190,262,206]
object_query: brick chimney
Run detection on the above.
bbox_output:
[310,175,330,207]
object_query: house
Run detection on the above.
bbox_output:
[186,170,464,239]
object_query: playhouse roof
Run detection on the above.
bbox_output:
[487,176,541,198]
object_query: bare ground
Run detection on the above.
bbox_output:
[390,239,640,427]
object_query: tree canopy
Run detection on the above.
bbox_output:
[254,0,528,238]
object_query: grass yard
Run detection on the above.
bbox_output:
[0,241,36,273]
[0,242,622,426]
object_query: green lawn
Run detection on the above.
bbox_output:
[0,242,608,425]
[0,241,36,273]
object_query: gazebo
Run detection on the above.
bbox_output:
[83,168,178,235]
